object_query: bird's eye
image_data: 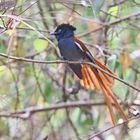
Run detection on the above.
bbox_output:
[58,29,62,33]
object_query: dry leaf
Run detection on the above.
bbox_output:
[120,50,132,71]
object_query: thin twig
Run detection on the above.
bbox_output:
[0,14,55,47]
[0,100,109,119]
[18,0,39,16]
[37,1,49,30]
[108,0,129,7]
[0,100,140,119]
[79,12,140,37]
[32,62,44,97]
[84,115,140,140]
[66,109,80,140]
[0,53,140,92]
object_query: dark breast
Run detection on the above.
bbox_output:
[58,38,84,61]
[58,38,84,79]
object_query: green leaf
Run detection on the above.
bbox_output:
[108,5,119,16]
[44,82,52,98]
[0,45,6,53]
[33,39,48,52]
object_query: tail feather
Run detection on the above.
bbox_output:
[100,82,117,125]
[105,86,128,122]
[98,71,113,87]
[86,66,100,90]
[80,65,100,90]
[79,60,128,125]
[81,65,90,88]
[94,57,115,85]
[100,80,128,124]
[94,57,115,76]
[84,66,95,88]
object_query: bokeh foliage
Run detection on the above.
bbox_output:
[0,0,140,140]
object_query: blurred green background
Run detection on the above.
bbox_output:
[0,0,140,140]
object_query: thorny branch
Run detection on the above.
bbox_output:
[0,53,140,92]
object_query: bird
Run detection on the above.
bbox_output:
[51,23,128,126]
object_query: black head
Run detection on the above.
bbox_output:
[51,24,76,41]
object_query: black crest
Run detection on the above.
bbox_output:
[55,24,76,32]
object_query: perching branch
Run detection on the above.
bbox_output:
[0,52,140,92]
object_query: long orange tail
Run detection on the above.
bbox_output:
[80,58,128,126]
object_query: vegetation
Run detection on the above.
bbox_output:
[0,0,140,140]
